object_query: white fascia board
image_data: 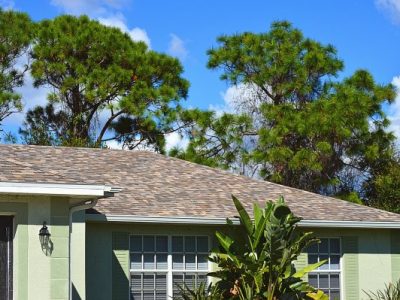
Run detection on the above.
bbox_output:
[86,214,236,225]
[0,182,119,197]
[86,214,400,229]
[299,220,400,229]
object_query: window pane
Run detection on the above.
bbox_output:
[143,274,154,290]
[306,238,341,299]
[156,254,168,269]
[173,274,184,292]
[309,274,318,287]
[185,274,196,289]
[319,239,329,253]
[330,239,340,254]
[173,254,184,269]
[330,290,340,300]
[319,255,329,270]
[330,274,340,289]
[306,242,318,253]
[144,236,155,252]
[131,274,142,291]
[131,236,142,252]
[185,236,196,252]
[155,274,167,290]
[319,274,329,289]
[130,235,212,299]
[156,236,168,252]
[197,274,208,287]
[172,237,183,252]
[143,291,154,300]
[197,254,208,270]
[143,254,155,269]
[185,254,196,270]
[155,292,166,300]
[330,255,340,270]
[131,253,142,270]
[308,254,318,265]
[197,237,208,252]
[131,293,141,300]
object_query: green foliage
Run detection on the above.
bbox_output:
[208,196,326,300]
[207,21,343,103]
[364,278,400,300]
[20,15,189,149]
[174,282,222,300]
[0,9,34,129]
[173,21,397,204]
[366,153,400,213]
[171,109,253,170]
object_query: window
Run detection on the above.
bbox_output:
[130,235,210,300]
[307,238,341,300]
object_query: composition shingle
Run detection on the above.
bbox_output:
[1,144,399,222]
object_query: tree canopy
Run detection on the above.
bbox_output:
[0,9,34,130]
[172,21,397,204]
[0,11,398,211]
[20,15,189,150]
[365,152,400,213]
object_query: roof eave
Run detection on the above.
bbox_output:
[0,182,120,198]
[85,214,400,229]
[299,219,400,229]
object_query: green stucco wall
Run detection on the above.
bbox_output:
[71,210,87,300]
[0,199,28,300]
[308,227,400,300]
[86,222,400,300]
[1,192,398,300]
[86,222,219,300]
[50,198,70,300]
[0,195,87,300]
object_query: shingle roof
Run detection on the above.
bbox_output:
[1,144,399,223]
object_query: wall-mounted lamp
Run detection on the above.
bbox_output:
[39,221,51,245]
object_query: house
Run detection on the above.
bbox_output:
[0,144,399,300]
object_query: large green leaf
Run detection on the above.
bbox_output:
[293,260,328,278]
[253,202,263,229]
[232,195,253,236]
[215,231,234,253]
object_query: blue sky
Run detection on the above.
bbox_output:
[2,0,400,147]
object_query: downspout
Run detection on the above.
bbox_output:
[68,199,98,300]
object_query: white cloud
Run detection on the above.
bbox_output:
[50,0,128,16]
[168,34,188,61]
[51,0,151,47]
[165,131,189,152]
[2,74,51,128]
[98,14,151,47]
[128,28,151,47]
[2,54,51,128]
[376,0,400,23]
[210,83,263,117]
[0,0,14,9]
[388,76,400,141]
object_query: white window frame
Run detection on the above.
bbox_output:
[129,234,211,300]
[307,237,342,300]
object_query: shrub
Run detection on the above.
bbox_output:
[364,279,400,300]
[175,196,328,300]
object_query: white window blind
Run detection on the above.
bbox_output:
[130,235,210,300]
[307,238,341,300]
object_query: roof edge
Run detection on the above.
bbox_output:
[86,214,400,229]
[0,182,120,198]
[299,220,400,229]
